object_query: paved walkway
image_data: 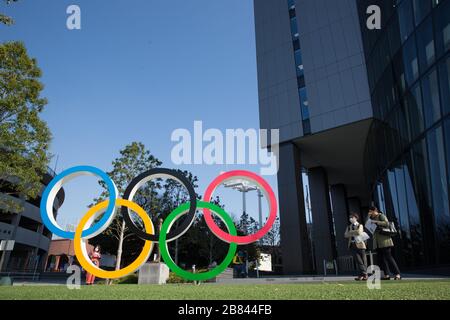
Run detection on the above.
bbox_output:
[8,274,449,286]
[214,274,450,284]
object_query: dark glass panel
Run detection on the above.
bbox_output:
[439,55,450,116]
[416,16,436,73]
[405,84,425,139]
[422,68,441,128]
[434,0,450,57]
[403,34,419,87]
[398,0,415,43]
[412,0,431,26]
[427,126,450,263]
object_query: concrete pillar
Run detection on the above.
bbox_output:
[330,184,350,258]
[277,143,313,275]
[308,167,335,273]
[54,255,60,271]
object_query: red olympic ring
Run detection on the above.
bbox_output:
[202,170,277,245]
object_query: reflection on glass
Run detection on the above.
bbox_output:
[398,0,414,43]
[403,35,419,87]
[427,127,450,264]
[434,0,450,56]
[290,17,298,39]
[439,57,450,116]
[404,163,425,265]
[427,127,450,221]
[412,0,431,26]
[294,50,304,77]
[299,87,309,120]
[416,17,435,73]
[406,84,425,139]
[422,69,441,128]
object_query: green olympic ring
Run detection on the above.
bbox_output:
[159,201,237,281]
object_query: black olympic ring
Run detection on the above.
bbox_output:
[122,168,197,242]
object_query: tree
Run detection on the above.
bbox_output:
[236,212,259,263]
[90,142,162,279]
[158,170,199,264]
[168,195,231,270]
[262,216,280,247]
[261,216,281,268]
[1,0,19,26]
[0,41,51,212]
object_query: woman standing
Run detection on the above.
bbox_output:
[368,206,401,280]
[86,245,101,285]
[344,213,368,281]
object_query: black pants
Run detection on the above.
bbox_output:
[377,247,401,276]
[350,243,367,276]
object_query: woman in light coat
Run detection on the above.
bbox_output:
[344,213,368,281]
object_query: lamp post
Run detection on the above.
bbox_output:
[223,179,263,278]
[222,179,262,228]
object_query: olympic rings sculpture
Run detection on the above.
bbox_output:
[40,166,277,281]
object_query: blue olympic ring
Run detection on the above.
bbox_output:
[40,165,117,239]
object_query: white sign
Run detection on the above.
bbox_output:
[365,219,377,234]
[258,253,272,272]
[0,240,15,251]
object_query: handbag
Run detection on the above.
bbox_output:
[377,214,398,237]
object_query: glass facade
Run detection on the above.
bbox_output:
[358,0,450,268]
[286,0,311,135]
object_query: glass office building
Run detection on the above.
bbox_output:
[358,0,450,269]
[254,0,450,273]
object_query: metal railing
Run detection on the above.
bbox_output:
[0,268,40,281]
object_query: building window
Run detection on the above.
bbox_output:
[299,87,310,120]
[416,16,435,73]
[287,0,295,9]
[293,39,300,51]
[294,49,304,77]
[393,50,407,94]
[290,17,298,39]
[422,68,442,128]
[297,76,305,88]
[406,83,425,139]
[389,14,402,57]
[302,119,311,135]
[426,126,450,263]
[403,34,419,87]
[412,0,431,26]
[439,55,450,116]
[434,0,450,58]
[289,7,296,19]
[398,0,414,43]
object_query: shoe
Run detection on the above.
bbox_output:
[394,274,402,280]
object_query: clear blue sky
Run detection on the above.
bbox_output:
[1,0,278,231]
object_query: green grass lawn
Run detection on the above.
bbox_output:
[1,280,450,300]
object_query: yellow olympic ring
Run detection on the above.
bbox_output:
[74,199,154,279]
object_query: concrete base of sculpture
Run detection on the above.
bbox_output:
[138,262,170,285]
[0,276,13,286]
